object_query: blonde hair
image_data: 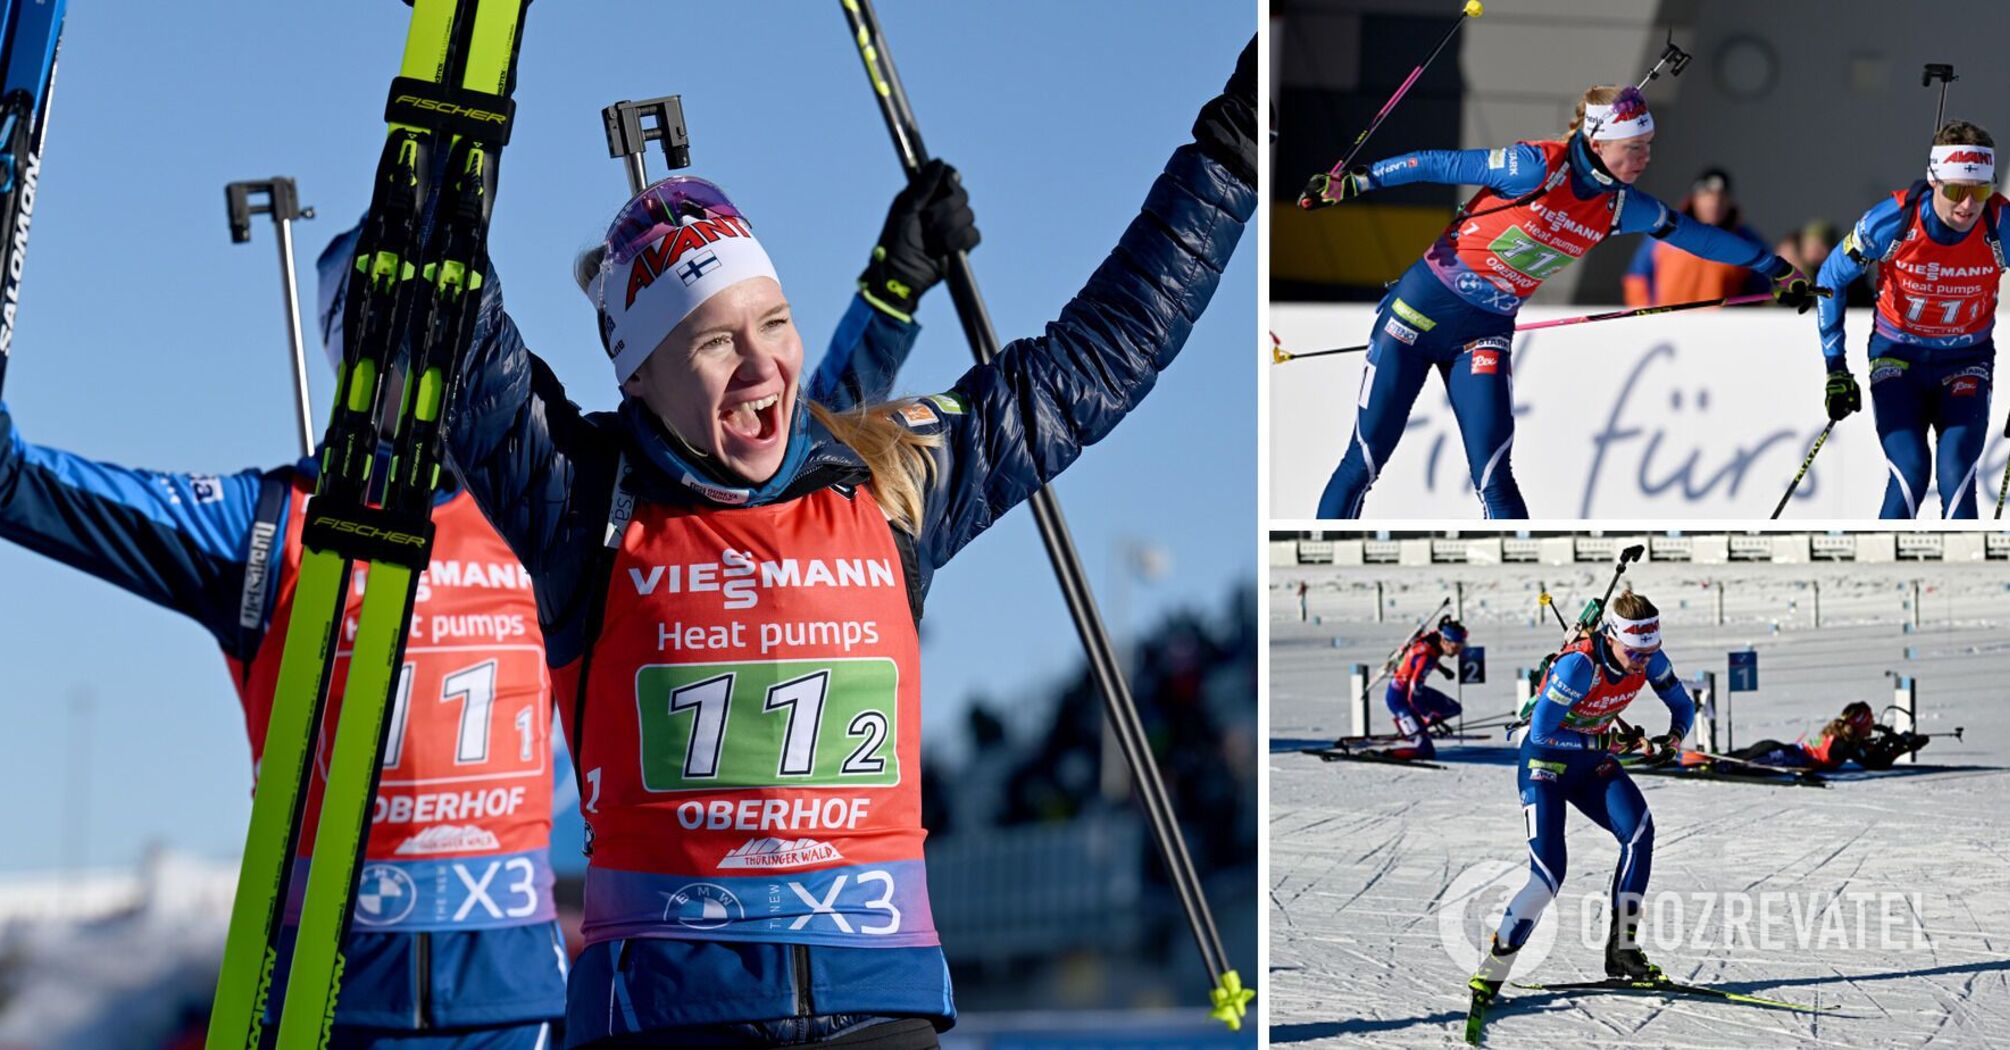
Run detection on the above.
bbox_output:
[1566,85,1626,138]
[1609,591,1658,621]
[809,401,940,534]
[1934,120,1995,149]
[575,243,608,295]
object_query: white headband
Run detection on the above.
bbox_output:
[588,214,781,384]
[1928,144,1995,186]
[1604,612,1662,651]
[1583,101,1654,142]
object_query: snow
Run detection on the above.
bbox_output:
[1268,558,2010,1047]
[0,850,233,1049]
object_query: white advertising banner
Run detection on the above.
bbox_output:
[1269,304,2010,520]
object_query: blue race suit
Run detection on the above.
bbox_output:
[0,275,915,1048]
[442,143,1251,1046]
[1494,635,1694,953]
[1818,189,2006,518]
[1317,133,1789,518]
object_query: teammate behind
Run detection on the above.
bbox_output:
[1817,121,2006,518]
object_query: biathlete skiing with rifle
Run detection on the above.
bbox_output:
[1467,589,1695,1014]
[0,178,960,1049]
[1302,81,1816,518]
[1814,120,2007,519]
[435,33,1254,1050]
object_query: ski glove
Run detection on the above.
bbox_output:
[1824,370,1861,422]
[1435,662,1454,680]
[1643,733,1682,766]
[1598,722,1647,754]
[1192,36,1257,186]
[1772,272,1818,314]
[1299,167,1370,210]
[858,158,981,323]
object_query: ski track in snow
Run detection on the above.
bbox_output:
[1268,561,2010,1048]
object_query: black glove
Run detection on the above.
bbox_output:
[1599,723,1647,754]
[1435,662,1454,680]
[1643,733,1682,767]
[1824,369,1861,422]
[1192,35,1257,186]
[1299,167,1371,210]
[857,159,980,322]
[1773,270,1818,314]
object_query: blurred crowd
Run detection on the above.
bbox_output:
[924,583,1258,868]
[1623,166,1876,309]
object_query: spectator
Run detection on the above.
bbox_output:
[1624,167,1770,305]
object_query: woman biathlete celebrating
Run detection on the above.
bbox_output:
[1307,85,1815,518]
[1469,593,1694,1001]
[440,43,1253,1049]
[0,188,939,1048]
[1815,122,2007,518]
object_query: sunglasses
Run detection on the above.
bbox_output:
[1936,182,1993,204]
[601,176,748,271]
[1613,641,1660,663]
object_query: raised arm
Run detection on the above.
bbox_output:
[891,43,1255,582]
[0,402,270,652]
[811,157,980,410]
[903,139,1252,574]
[808,295,919,411]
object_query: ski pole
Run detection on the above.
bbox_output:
[1298,0,1483,210]
[1271,290,1829,363]
[837,0,1250,1028]
[1771,420,1834,519]
[0,0,66,401]
[226,178,318,458]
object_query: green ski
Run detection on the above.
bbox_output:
[205,2,530,1046]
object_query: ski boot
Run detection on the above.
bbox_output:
[1470,934,1520,1000]
[1465,935,1517,1044]
[1603,915,1663,982]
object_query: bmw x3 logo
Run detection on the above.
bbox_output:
[354,864,418,927]
[661,882,744,931]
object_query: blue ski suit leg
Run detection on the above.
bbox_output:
[1318,268,1521,518]
[1496,748,1654,951]
[1866,338,1993,519]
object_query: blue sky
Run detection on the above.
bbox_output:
[0,1,1256,872]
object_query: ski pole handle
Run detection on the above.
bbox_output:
[1300,2,1481,207]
